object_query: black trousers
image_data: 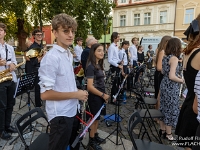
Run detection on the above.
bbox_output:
[49,114,80,150]
[154,70,163,99]
[34,72,42,107]
[110,65,120,102]
[0,81,16,132]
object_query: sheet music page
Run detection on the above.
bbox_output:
[13,78,20,98]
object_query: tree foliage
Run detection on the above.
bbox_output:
[0,0,115,43]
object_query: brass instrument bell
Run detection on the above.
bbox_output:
[26,48,42,58]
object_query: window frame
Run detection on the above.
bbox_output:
[184,8,194,24]
[144,12,151,25]
[160,10,167,24]
[120,15,126,27]
[134,13,140,26]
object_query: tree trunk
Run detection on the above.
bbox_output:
[16,18,28,51]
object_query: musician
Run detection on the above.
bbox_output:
[73,37,83,66]
[107,32,123,103]
[24,29,43,107]
[119,41,130,92]
[86,43,109,150]
[81,37,97,73]
[129,37,138,86]
[0,23,17,140]
[38,13,88,150]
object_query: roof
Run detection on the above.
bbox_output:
[115,0,173,8]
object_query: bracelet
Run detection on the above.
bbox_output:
[101,93,105,98]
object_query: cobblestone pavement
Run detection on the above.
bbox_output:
[0,56,184,150]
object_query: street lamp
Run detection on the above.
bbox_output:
[103,16,108,57]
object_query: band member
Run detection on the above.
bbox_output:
[0,23,17,140]
[24,29,43,107]
[38,13,88,150]
[129,37,138,86]
[74,37,83,66]
[81,37,97,73]
[108,32,123,103]
[119,41,130,92]
[86,43,109,150]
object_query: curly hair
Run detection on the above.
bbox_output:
[51,13,77,31]
[165,38,182,58]
[184,14,200,55]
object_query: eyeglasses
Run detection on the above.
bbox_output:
[58,29,76,35]
[35,34,43,37]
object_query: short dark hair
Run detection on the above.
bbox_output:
[148,45,152,49]
[0,23,7,32]
[121,41,129,47]
[32,29,42,36]
[165,38,182,58]
[75,37,83,44]
[111,32,119,43]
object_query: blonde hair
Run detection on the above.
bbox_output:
[51,13,77,31]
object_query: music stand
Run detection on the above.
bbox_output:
[10,72,37,145]
[15,72,37,110]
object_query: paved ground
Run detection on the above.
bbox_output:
[0,56,185,150]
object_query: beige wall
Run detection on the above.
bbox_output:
[113,0,176,43]
[175,0,200,39]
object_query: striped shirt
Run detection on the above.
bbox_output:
[194,70,200,123]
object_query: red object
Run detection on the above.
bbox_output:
[74,65,82,74]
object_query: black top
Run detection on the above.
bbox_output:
[86,64,105,93]
[147,49,154,57]
[137,52,144,63]
[25,41,43,73]
[183,49,200,106]
[81,46,90,72]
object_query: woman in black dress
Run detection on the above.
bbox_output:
[86,43,110,150]
[175,14,200,150]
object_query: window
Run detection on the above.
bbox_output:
[160,11,167,24]
[144,13,151,25]
[185,8,194,24]
[121,0,126,3]
[120,38,125,47]
[120,15,126,26]
[134,14,140,26]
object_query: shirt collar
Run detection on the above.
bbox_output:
[112,42,117,47]
[0,42,7,47]
[121,48,125,52]
[53,44,68,53]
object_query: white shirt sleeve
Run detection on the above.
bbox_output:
[74,46,82,62]
[39,54,58,93]
[118,51,123,61]
[11,47,17,65]
[108,45,119,67]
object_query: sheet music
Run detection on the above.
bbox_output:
[13,78,20,98]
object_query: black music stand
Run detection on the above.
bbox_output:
[16,72,37,110]
[10,72,38,145]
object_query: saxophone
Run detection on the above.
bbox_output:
[0,57,26,83]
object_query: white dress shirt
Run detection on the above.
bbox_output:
[108,43,121,67]
[39,44,79,122]
[0,43,17,82]
[73,45,83,62]
[129,44,138,65]
[118,48,128,65]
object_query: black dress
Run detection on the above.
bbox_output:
[175,49,200,148]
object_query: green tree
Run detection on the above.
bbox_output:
[0,0,114,49]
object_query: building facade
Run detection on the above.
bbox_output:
[113,0,176,44]
[175,0,200,41]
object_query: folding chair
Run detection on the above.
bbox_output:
[127,111,175,150]
[15,108,49,150]
[133,90,163,143]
